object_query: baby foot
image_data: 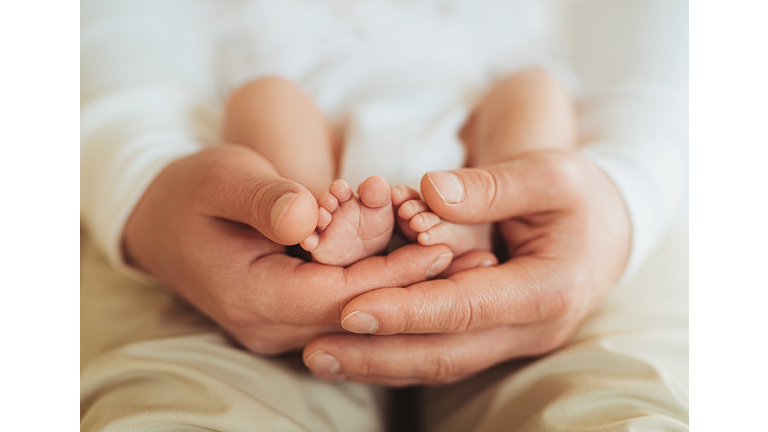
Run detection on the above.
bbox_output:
[396,193,493,257]
[391,184,423,241]
[300,176,394,266]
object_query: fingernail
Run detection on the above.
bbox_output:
[341,311,379,334]
[305,350,341,373]
[427,253,453,279]
[270,192,298,233]
[427,171,464,204]
[478,259,494,267]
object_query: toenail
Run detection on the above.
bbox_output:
[392,186,405,202]
[426,253,453,279]
[341,311,379,334]
[270,192,299,233]
[427,171,464,204]
[305,350,341,373]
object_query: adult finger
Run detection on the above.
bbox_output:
[249,243,454,325]
[192,144,318,245]
[419,151,581,224]
[339,255,578,335]
[436,249,498,278]
[303,325,570,385]
[228,322,343,356]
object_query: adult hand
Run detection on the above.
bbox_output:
[123,144,455,354]
[303,151,631,385]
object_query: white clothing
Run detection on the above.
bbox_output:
[80,1,689,429]
[224,0,576,192]
[80,0,688,286]
[80,221,689,430]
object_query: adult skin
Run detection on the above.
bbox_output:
[303,151,632,386]
[122,143,483,354]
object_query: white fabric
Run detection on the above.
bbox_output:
[80,221,689,430]
[80,0,221,275]
[224,0,576,190]
[567,0,689,285]
[80,0,688,284]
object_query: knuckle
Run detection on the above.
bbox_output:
[249,183,271,223]
[476,168,500,210]
[361,358,373,377]
[543,287,577,320]
[450,291,476,333]
[427,351,460,384]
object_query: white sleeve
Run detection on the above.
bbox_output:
[80,0,221,276]
[565,0,689,284]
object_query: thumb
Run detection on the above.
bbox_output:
[195,145,318,245]
[420,151,581,224]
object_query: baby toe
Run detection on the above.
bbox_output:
[359,175,391,208]
[300,232,320,252]
[397,199,429,220]
[410,212,441,232]
[417,222,450,246]
[397,213,419,242]
[329,180,353,203]
[317,207,333,231]
[391,185,421,207]
[318,191,339,213]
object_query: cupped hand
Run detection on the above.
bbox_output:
[303,151,632,385]
[123,144,455,354]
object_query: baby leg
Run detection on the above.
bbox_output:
[223,76,340,199]
[406,70,576,256]
[460,69,576,167]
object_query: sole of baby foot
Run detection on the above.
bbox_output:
[398,198,493,256]
[304,176,395,266]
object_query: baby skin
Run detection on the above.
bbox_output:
[393,181,494,257]
[223,76,396,266]
[395,70,577,257]
[300,176,394,266]
[223,70,575,265]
